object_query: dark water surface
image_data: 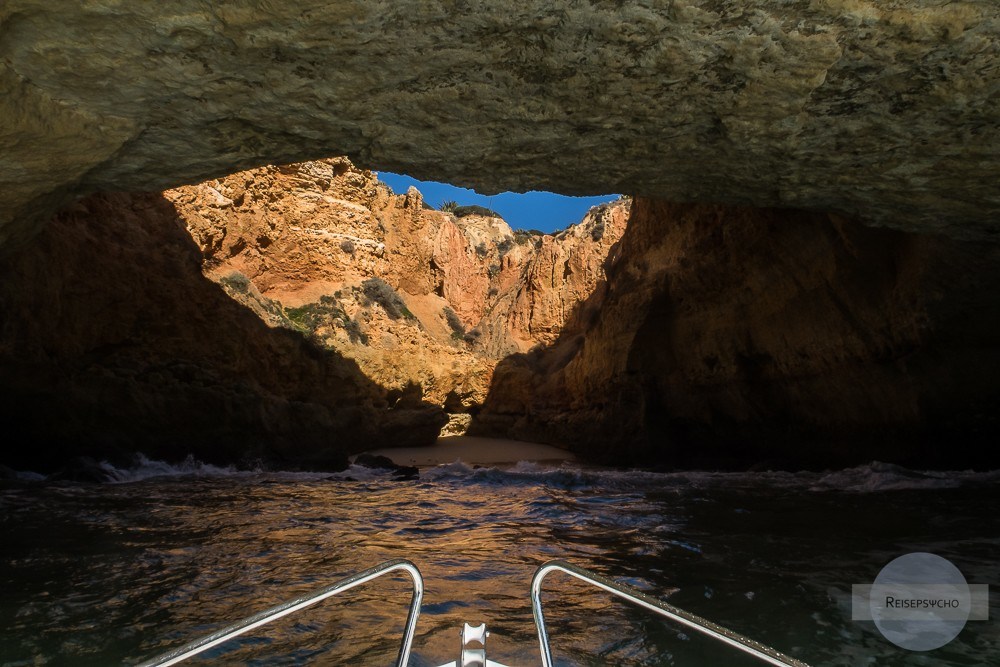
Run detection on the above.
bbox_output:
[1,459,998,666]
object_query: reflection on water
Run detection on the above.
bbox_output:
[0,461,998,666]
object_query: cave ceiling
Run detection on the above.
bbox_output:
[2,1,998,246]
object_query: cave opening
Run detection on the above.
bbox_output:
[375,170,621,234]
[0,155,632,473]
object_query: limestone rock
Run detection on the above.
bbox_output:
[166,158,627,412]
[441,413,473,437]
[2,1,1000,248]
[495,202,630,351]
[0,190,446,472]
[472,198,1000,469]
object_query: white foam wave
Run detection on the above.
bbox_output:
[419,459,1000,493]
[10,454,999,492]
[97,453,260,483]
[809,461,1000,492]
[324,463,404,482]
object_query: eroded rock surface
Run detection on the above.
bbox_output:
[167,158,627,412]
[473,199,1000,469]
[2,1,999,246]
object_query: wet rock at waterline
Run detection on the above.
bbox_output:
[352,453,420,481]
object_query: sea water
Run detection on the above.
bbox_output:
[1,458,998,666]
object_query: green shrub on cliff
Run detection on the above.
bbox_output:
[497,238,514,258]
[342,317,368,345]
[360,277,414,320]
[590,219,606,242]
[284,295,368,345]
[219,271,251,294]
[513,229,544,246]
[218,271,287,325]
[443,306,464,335]
[442,307,481,346]
[285,300,331,332]
[454,204,500,219]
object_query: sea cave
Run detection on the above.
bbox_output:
[1,2,998,665]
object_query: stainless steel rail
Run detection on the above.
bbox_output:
[136,558,423,667]
[531,560,810,667]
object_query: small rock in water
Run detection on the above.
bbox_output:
[46,457,111,484]
[391,465,419,481]
[354,453,419,481]
[354,453,396,469]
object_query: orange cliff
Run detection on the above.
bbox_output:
[165,157,629,419]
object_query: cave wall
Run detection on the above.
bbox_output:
[472,199,1000,469]
[3,1,1000,248]
[0,192,445,472]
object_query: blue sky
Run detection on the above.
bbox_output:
[376,172,620,233]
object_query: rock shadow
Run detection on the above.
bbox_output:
[469,199,1000,470]
[0,192,445,473]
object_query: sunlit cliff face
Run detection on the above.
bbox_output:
[2,0,1000,249]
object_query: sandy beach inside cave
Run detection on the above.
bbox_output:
[359,435,575,467]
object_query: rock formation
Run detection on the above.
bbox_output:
[0,159,627,470]
[2,1,1000,249]
[472,200,1000,469]
[0,191,452,472]
[167,158,627,411]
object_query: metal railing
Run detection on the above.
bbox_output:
[136,558,423,667]
[531,560,810,667]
